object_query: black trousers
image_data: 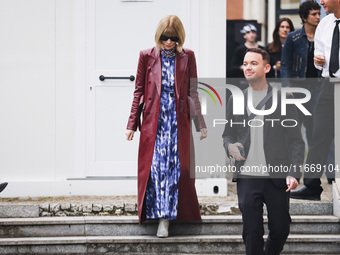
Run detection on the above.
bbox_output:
[291,78,321,147]
[237,178,291,255]
[304,79,334,192]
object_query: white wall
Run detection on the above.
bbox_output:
[267,0,277,43]
[55,1,76,180]
[243,0,266,47]
[0,0,75,182]
[198,0,226,78]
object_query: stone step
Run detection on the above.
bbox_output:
[0,234,339,254]
[0,215,338,238]
[0,201,333,218]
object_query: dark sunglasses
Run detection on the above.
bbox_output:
[160,35,179,42]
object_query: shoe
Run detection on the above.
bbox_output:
[156,218,169,238]
[328,178,335,184]
[0,183,8,193]
[290,185,321,200]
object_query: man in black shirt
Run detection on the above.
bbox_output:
[230,24,264,87]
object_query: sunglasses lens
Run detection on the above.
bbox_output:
[171,36,179,42]
[160,35,179,42]
[160,35,168,41]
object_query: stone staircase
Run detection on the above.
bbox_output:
[0,202,339,254]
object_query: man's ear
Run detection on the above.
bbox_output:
[264,63,271,74]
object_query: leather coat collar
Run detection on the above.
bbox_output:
[149,47,188,100]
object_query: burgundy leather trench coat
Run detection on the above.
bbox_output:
[127,47,206,224]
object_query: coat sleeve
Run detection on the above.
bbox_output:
[127,50,146,131]
[283,94,305,178]
[313,23,324,71]
[222,96,238,157]
[281,33,293,86]
[188,51,206,131]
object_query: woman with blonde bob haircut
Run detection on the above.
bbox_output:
[154,15,186,52]
[126,15,207,238]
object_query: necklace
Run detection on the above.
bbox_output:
[307,34,314,41]
[306,31,315,41]
[160,47,176,58]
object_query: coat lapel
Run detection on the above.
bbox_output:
[175,50,188,100]
[243,88,250,119]
[263,85,273,143]
[243,89,250,146]
[150,48,162,95]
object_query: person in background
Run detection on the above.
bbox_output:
[290,0,340,200]
[266,18,295,78]
[230,24,264,88]
[0,183,8,193]
[281,0,322,183]
[126,15,207,237]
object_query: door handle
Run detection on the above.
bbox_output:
[99,75,135,81]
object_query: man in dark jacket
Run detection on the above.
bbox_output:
[281,0,321,146]
[223,48,304,255]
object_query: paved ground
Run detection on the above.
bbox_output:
[0,175,333,205]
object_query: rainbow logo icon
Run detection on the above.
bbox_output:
[197,82,223,106]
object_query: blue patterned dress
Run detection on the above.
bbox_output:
[145,47,181,220]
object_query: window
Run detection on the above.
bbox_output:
[276,0,300,29]
[280,0,300,10]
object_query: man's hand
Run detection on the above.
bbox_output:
[314,54,326,67]
[286,176,299,192]
[228,143,246,161]
[200,128,208,140]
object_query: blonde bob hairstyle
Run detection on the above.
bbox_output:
[155,15,185,52]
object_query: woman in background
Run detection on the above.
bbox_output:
[126,15,207,238]
[265,18,295,78]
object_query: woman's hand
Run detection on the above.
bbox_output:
[126,129,135,141]
[200,128,207,140]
